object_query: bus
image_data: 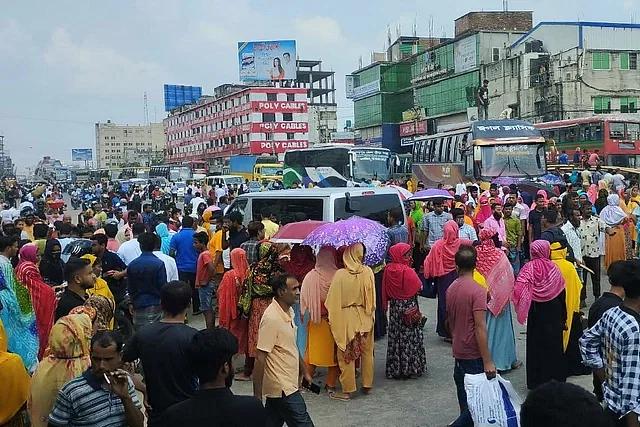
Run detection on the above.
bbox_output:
[283,144,394,188]
[89,168,111,182]
[411,119,546,187]
[149,164,191,182]
[392,153,412,180]
[188,161,207,180]
[118,167,149,180]
[535,117,640,168]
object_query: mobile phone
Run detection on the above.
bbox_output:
[301,378,321,394]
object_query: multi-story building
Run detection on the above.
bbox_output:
[349,12,533,149]
[485,21,640,122]
[296,59,337,145]
[163,86,308,172]
[95,121,164,168]
[0,136,14,178]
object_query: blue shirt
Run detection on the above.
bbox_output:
[558,153,568,164]
[127,252,167,309]
[170,228,197,273]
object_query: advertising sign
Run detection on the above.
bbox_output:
[399,120,427,137]
[250,140,309,154]
[71,148,93,161]
[164,85,202,112]
[253,101,308,113]
[253,122,308,133]
[331,131,356,141]
[345,75,355,98]
[347,80,380,100]
[400,137,415,147]
[238,40,297,82]
[454,35,478,74]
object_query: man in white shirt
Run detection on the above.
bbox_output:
[0,203,18,224]
[215,184,226,203]
[117,223,145,266]
[190,192,206,213]
[153,235,179,281]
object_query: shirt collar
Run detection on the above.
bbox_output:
[271,298,294,324]
[82,368,106,391]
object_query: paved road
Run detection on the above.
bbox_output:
[64,196,596,427]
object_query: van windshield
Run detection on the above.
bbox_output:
[333,194,402,224]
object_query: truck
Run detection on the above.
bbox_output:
[229,155,283,183]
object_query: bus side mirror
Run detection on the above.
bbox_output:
[473,146,482,162]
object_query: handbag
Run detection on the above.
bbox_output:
[401,271,424,326]
[419,275,437,299]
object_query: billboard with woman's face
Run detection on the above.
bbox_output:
[238,40,297,82]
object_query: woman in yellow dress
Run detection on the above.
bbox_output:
[600,194,629,269]
[81,254,115,329]
[0,318,30,427]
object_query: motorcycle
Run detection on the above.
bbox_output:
[71,195,81,210]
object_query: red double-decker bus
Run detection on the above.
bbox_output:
[536,117,640,167]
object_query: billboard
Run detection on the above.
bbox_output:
[164,85,203,112]
[347,80,380,101]
[454,35,478,74]
[71,148,93,161]
[238,40,297,82]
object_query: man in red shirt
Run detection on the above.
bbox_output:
[445,245,496,427]
[194,231,216,329]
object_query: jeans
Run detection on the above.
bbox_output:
[478,104,489,120]
[583,256,602,298]
[508,248,521,275]
[265,391,314,427]
[452,358,485,427]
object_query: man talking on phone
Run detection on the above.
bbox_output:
[253,273,315,427]
[48,330,144,427]
[91,233,127,303]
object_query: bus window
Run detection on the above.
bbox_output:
[444,137,453,162]
[465,151,474,176]
[560,126,578,142]
[591,122,603,140]
[433,138,443,162]
[422,140,430,163]
[579,124,591,141]
[413,140,422,163]
[628,123,640,140]
[610,122,625,139]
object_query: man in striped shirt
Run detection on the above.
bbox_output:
[48,330,144,427]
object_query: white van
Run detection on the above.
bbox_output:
[225,187,407,226]
[206,175,244,188]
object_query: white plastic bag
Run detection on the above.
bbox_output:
[464,373,522,427]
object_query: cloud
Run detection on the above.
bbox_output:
[43,27,173,98]
[0,19,34,57]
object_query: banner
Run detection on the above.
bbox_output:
[454,35,478,74]
[253,101,308,113]
[238,40,297,82]
[71,148,92,161]
[348,80,380,100]
[252,122,308,133]
[399,120,427,137]
[250,140,309,154]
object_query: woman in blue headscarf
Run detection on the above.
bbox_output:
[155,223,172,255]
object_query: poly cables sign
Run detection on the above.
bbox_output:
[253,122,308,133]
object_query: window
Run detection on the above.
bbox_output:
[104,136,108,140]
[620,52,629,70]
[267,93,277,101]
[287,93,295,101]
[253,198,323,222]
[610,122,625,139]
[334,194,403,223]
[492,48,500,62]
[282,113,293,122]
[510,57,519,77]
[631,53,638,70]
[620,97,638,114]
[286,133,295,140]
[594,97,611,114]
[592,52,610,70]
[628,123,640,140]
[265,133,273,141]
[263,113,276,122]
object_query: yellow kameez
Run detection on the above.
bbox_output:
[550,243,582,351]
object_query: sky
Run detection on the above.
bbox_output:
[1,0,639,172]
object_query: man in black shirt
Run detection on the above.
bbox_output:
[587,260,625,402]
[477,79,490,120]
[55,258,96,320]
[162,327,266,427]
[91,233,127,302]
[528,193,546,243]
[540,209,575,263]
[224,211,249,251]
[123,281,198,427]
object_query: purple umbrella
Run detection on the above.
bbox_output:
[301,216,387,266]
[409,188,454,201]
[492,176,519,186]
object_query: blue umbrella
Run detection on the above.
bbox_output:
[409,188,454,201]
[539,173,564,186]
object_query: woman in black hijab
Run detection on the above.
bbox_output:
[39,238,65,286]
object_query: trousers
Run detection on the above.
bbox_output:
[336,328,374,393]
[582,256,602,298]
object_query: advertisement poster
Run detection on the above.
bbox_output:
[71,148,92,161]
[238,40,297,82]
[454,35,478,74]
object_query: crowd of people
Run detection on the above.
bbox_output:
[0,166,639,427]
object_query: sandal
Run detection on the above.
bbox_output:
[329,392,350,401]
[360,387,372,395]
[325,385,336,394]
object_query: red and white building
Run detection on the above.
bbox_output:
[164,87,309,166]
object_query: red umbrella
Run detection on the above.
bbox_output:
[270,220,328,244]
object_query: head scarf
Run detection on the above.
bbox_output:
[19,244,38,265]
[587,184,598,204]
[475,196,492,225]
[238,242,284,315]
[83,296,114,330]
[0,319,31,425]
[202,210,214,238]
[155,223,172,255]
[600,194,628,226]
[282,245,315,283]
[300,247,338,324]
[16,248,57,361]
[410,201,424,225]
[28,313,92,427]
[382,243,422,310]
[512,240,566,324]
[219,248,250,329]
[324,243,376,352]
[423,220,473,278]
[475,228,515,317]
[38,239,64,286]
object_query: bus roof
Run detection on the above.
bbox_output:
[535,116,640,129]
[285,144,388,152]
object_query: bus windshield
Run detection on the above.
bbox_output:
[479,144,546,178]
[352,149,391,181]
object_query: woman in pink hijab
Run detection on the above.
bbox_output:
[512,240,567,389]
